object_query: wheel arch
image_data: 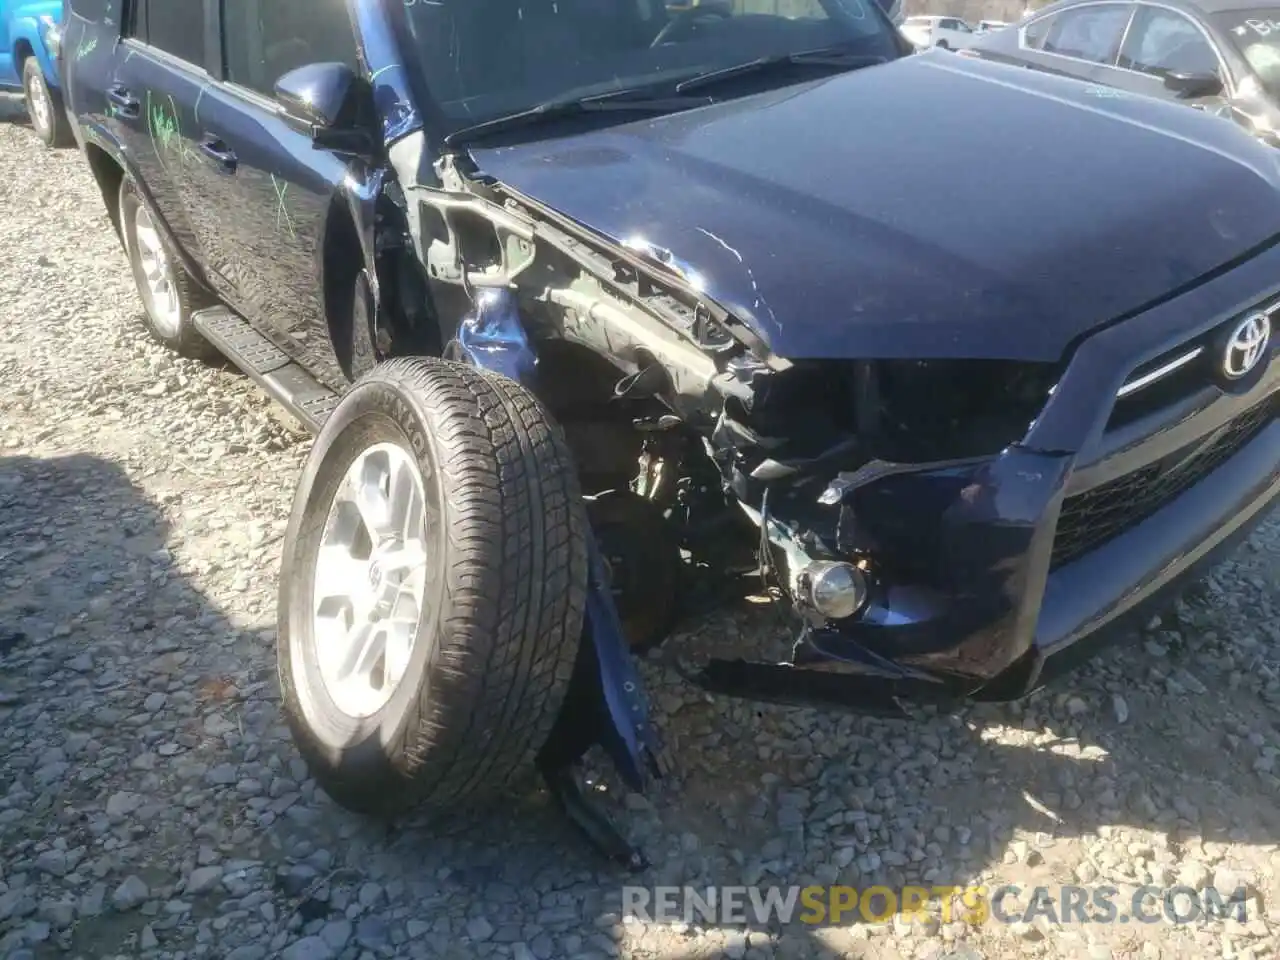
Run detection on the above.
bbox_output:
[11,17,58,87]
[83,141,126,243]
[320,196,365,378]
[321,183,443,381]
[13,37,34,67]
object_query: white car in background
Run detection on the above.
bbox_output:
[975,18,1009,32]
[900,15,978,50]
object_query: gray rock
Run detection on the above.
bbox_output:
[111,876,149,911]
[467,916,496,942]
[281,935,334,960]
[37,899,75,929]
[186,866,223,894]
[354,916,390,950]
[105,791,142,818]
[34,850,69,877]
[1112,695,1129,724]
[319,919,352,950]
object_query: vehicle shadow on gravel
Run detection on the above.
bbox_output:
[0,451,671,957]
[0,92,30,126]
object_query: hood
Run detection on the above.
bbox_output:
[470,52,1280,363]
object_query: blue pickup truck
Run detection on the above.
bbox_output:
[1,0,71,146]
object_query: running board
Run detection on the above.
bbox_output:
[193,307,340,434]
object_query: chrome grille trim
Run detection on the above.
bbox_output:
[1116,346,1204,399]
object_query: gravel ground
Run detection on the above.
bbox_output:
[2,102,1280,960]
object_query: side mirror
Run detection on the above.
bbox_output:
[274,62,378,157]
[1163,70,1223,99]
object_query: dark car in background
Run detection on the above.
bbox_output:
[58,0,1279,864]
[967,0,1280,145]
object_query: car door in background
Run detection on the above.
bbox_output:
[107,0,216,271]
[976,2,1135,82]
[0,1,13,87]
[1033,2,1135,79]
[182,0,364,391]
[1105,6,1232,112]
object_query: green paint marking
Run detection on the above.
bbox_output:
[369,63,399,82]
[76,35,98,60]
[147,93,194,170]
[272,175,297,240]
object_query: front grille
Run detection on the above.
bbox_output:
[1051,399,1275,569]
[1106,299,1279,431]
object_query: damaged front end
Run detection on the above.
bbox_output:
[694,353,1070,713]
[378,143,1076,863]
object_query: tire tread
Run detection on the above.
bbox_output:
[288,357,588,816]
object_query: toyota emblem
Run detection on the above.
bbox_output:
[1222,312,1271,379]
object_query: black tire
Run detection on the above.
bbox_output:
[22,58,73,148]
[278,357,589,818]
[118,179,220,361]
[936,39,950,49]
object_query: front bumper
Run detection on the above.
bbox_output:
[701,241,1280,709]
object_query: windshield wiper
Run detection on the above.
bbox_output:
[444,88,713,146]
[674,47,886,95]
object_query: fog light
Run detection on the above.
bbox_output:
[803,561,867,620]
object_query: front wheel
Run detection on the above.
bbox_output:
[278,358,590,819]
[22,58,73,148]
[935,39,951,49]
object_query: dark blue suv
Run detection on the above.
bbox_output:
[62,0,1278,864]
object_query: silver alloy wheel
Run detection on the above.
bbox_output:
[132,205,182,337]
[312,442,430,719]
[26,68,51,139]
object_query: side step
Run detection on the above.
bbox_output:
[192,307,340,434]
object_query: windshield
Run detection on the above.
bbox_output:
[1215,9,1280,97]
[402,0,900,129]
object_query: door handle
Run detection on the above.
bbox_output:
[106,85,139,119]
[199,137,238,173]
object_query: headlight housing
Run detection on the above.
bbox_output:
[867,359,1061,461]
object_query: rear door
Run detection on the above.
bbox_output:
[107,0,217,271]
[177,0,363,390]
[1108,4,1231,110]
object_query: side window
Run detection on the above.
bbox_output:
[1119,8,1219,77]
[1023,14,1056,48]
[1042,3,1133,63]
[222,0,360,98]
[130,0,206,64]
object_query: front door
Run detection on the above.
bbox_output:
[1106,5,1232,113]
[178,0,365,391]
